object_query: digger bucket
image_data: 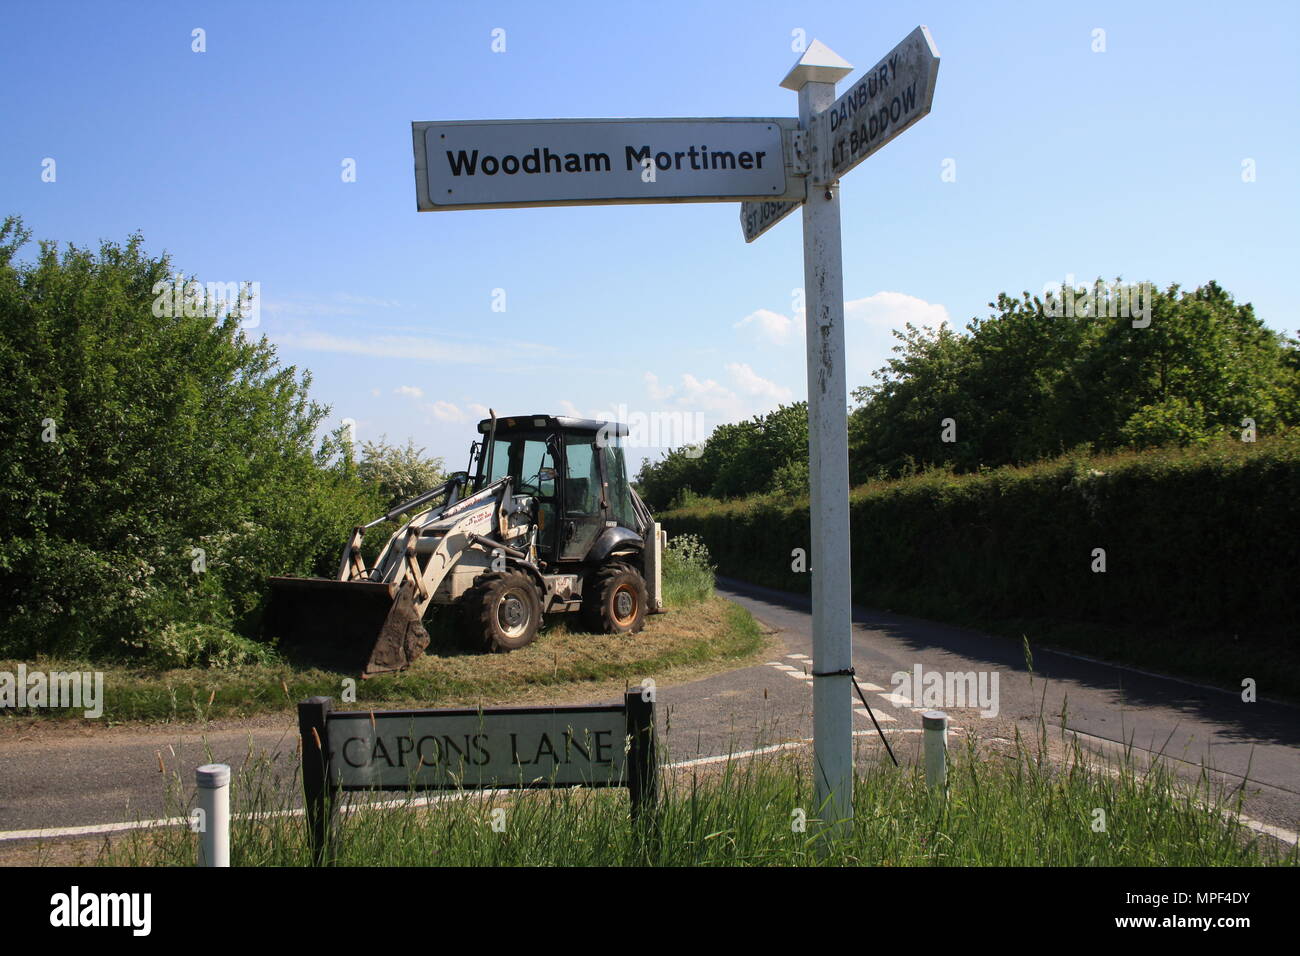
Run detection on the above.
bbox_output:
[265,576,430,678]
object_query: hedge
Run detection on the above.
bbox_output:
[661,433,1300,694]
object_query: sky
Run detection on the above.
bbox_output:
[4,1,1298,473]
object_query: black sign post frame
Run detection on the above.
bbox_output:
[297,691,658,864]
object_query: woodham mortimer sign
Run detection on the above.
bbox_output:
[414,118,804,210]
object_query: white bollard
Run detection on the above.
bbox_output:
[922,711,948,791]
[196,763,231,867]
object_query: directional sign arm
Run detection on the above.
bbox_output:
[824,25,940,181]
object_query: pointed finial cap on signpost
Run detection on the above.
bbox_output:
[780,39,853,90]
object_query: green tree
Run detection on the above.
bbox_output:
[635,402,810,507]
[849,320,974,481]
[849,280,1300,480]
[356,436,446,509]
[1077,281,1293,448]
[0,216,378,658]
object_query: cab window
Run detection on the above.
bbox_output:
[486,434,555,498]
[564,434,600,515]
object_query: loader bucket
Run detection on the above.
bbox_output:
[265,576,430,678]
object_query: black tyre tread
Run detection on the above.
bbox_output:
[583,561,647,635]
[468,569,541,652]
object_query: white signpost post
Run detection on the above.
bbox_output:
[411,26,939,836]
[775,29,939,835]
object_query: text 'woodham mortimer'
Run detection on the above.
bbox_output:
[444,143,773,177]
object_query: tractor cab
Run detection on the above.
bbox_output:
[472,415,638,569]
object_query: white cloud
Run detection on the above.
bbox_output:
[262,292,404,317]
[558,399,583,418]
[845,291,949,332]
[641,364,794,426]
[426,400,467,423]
[726,362,793,403]
[262,300,363,318]
[677,373,737,414]
[334,292,403,309]
[843,291,951,388]
[468,403,490,419]
[269,326,557,366]
[273,331,492,363]
[394,385,424,399]
[734,308,799,346]
[644,371,674,401]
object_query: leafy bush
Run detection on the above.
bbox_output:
[0,216,381,661]
[636,402,808,510]
[662,532,715,607]
[769,457,809,498]
[356,436,446,510]
[127,622,280,669]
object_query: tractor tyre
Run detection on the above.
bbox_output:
[584,562,648,635]
[469,570,542,652]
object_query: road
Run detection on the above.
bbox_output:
[1,578,1296,844]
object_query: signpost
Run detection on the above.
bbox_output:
[413,118,805,211]
[410,26,939,837]
[298,692,657,861]
[751,31,939,833]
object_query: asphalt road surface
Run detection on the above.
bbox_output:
[1,578,1296,845]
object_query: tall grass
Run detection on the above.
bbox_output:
[103,715,1294,867]
[662,533,715,608]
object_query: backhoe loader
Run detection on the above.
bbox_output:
[265,413,666,677]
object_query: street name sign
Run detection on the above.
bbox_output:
[826,25,940,179]
[413,118,805,210]
[298,694,657,859]
[328,705,627,789]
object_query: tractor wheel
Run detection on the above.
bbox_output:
[469,570,542,652]
[584,562,648,635]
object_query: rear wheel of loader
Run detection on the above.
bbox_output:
[470,570,542,652]
[584,562,647,635]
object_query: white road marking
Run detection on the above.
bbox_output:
[0,789,500,843]
[668,740,810,768]
[856,708,896,722]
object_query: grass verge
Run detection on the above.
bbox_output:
[0,598,767,726]
[99,717,1296,867]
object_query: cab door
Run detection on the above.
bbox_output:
[559,433,605,562]
[498,433,559,565]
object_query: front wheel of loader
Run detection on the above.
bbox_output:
[584,562,648,635]
[470,570,542,652]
